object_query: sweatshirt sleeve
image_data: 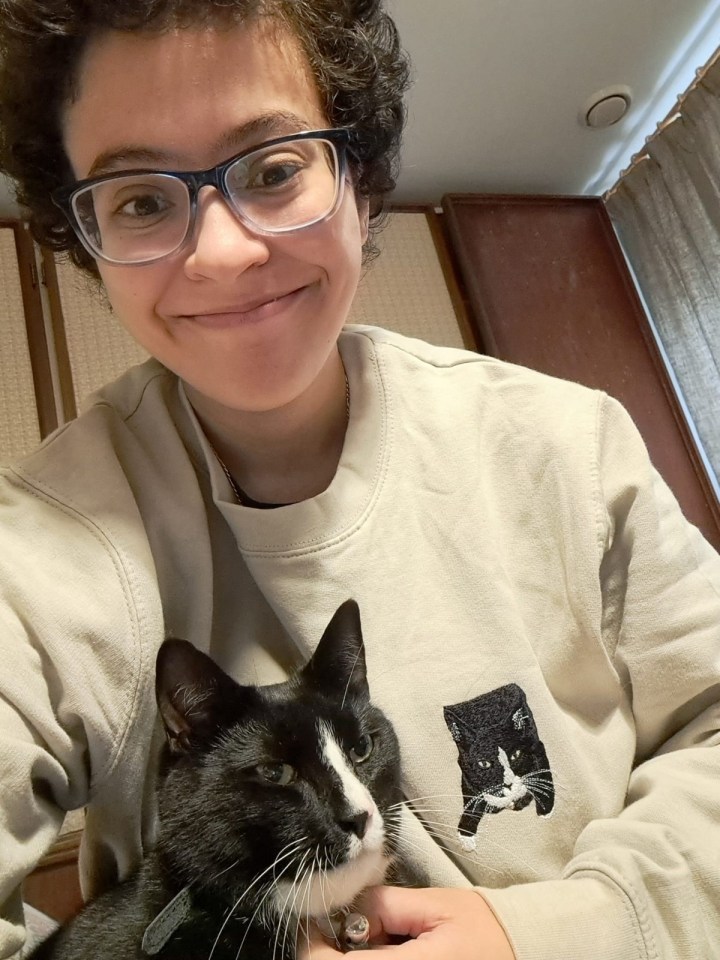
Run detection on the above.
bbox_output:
[0,472,151,959]
[479,394,720,960]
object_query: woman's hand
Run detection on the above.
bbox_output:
[298,886,516,960]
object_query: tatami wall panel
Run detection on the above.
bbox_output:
[0,229,41,462]
[350,212,468,348]
[52,257,148,411]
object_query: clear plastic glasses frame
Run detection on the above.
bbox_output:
[52,128,352,266]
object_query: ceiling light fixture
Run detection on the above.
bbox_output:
[581,86,632,129]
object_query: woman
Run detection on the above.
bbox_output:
[0,2,718,958]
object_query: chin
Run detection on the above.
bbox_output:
[273,849,391,920]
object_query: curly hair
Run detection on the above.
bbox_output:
[0,0,410,275]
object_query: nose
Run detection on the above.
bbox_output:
[339,810,370,839]
[183,188,270,281]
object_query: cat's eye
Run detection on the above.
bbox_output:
[511,749,523,762]
[477,759,492,769]
[256,763,296,786]
[349,733,374,763]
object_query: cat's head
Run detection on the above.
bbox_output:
[154,599,402,921]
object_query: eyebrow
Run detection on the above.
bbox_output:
[86,111,317,177]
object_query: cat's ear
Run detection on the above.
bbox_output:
[302,599,369,701]
[443,708,467,747]
[447,721,463,744]
[155,639,243,756]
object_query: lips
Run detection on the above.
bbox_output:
[180,286,309,329]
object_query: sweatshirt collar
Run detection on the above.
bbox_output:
[180,327,388,556]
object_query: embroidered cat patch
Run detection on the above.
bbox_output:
[443,684,554,851]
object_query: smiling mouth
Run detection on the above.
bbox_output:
[184,286,309,328]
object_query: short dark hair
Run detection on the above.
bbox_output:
[0,0,410,275]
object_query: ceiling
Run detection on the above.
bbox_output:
[389,0,720,202]
[1,0,719,215]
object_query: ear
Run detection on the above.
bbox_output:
[448,721,463,745]
[302,600,369,701]
[155,639,245,756]
[443,708,466,747]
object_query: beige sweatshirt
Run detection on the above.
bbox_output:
[1,326,719,959]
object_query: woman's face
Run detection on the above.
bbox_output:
[62,21,368,414]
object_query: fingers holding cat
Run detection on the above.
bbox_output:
[298,886,517,960]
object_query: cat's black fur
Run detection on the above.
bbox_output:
[31,600,408,959]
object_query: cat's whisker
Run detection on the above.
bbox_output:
[267,850,310,960]
[207,857,241,886]
[523,779,554,796]
[521,772,553,784]
[272,907,287,960]
[272,875,295,960]
[525,780,561,797]
[523,792,553,813]
[385,827,509,879]
[208,838,307,960]
[386,816,546,882]
[396,807,475,823]
[522,774,557,790]
[387,792,496,813]
[532,778,566,794]
[272,888,290,960]
[408,826,528,880]
[444,828,545,881]
[316,849,335,945]
[387,793,463,810]
[285,865,309,960]
[270,838,309,882]
[277,849,312,960]
[295,870,312,953]
[391,816,459,830]
[397,783,560,809]
[391,801,477,817]
[283,853,313,960]
[232,846,307,960]
[302,851,321,957]
[239,884,278,960]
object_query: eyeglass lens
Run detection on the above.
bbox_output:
[71,137,341,264]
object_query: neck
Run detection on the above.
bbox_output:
[187,350,348,505]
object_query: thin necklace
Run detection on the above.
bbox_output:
[210,370,350,508]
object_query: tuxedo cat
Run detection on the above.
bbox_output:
[31,600,407,959]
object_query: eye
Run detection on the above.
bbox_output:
[117,192,172,219]
[510,749,524,762]
[477,759,492,769]
[256,763,296,786]
[101,182,175,223]
[349,733,374,764]
[235,153,304,193]
[254,161,301,189]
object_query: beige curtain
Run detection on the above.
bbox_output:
[606,53,720,486]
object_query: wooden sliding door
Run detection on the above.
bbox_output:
[441,194,720,550]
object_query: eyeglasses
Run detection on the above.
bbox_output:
[52,128,352,266]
